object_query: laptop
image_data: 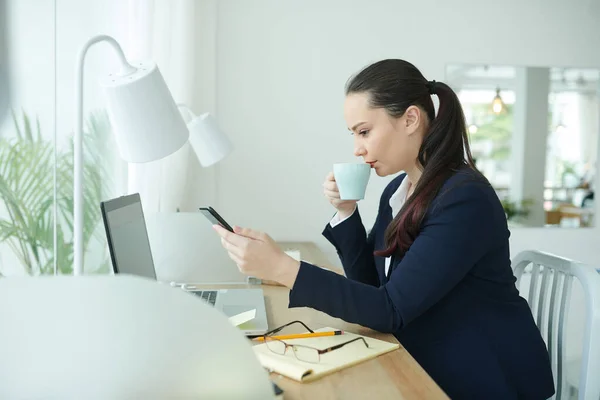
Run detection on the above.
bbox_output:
[100,193,269,336]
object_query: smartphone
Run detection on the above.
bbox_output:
[272,381,284,397]
[199,206,234,232]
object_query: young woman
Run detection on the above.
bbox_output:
[213,59,555,399]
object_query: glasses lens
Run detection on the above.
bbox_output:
[292,346,320,363]
[265,338,286,355]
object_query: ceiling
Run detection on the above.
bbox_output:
[446,64,600,93]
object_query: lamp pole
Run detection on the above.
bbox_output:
[73,35,136,275]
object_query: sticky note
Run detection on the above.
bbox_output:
[228,309,256,327]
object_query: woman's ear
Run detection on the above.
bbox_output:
[404,105,422,135]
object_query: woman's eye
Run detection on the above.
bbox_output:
[349,129,369,136]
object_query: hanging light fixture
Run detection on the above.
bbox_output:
[555,109,567,134]
[554,99,567,134]
[492,87,504,114]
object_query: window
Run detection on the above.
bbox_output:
[1,1,125,275]
[459,89,516,201]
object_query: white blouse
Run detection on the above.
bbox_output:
[329,176,412,276]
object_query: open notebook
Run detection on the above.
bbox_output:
[253,327,399,382]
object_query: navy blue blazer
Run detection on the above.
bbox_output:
[289,168,555,399]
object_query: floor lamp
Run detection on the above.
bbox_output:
[74,35,189,275]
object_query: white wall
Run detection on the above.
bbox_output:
[214,0,600,267]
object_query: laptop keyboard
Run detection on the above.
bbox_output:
[193,290,218,306]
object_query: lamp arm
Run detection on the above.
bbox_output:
[73,35,135,275]
[176,103,196,121]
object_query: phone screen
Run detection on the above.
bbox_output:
[272,381,283,396]
[199,207,234,232]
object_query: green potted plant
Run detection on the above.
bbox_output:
[500,198,535,221]
[0,109,113,275]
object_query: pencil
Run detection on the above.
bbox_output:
[253,330,344,341]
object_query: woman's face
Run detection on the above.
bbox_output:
[344,92,423,177]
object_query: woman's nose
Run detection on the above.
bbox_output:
[354,146,366,157]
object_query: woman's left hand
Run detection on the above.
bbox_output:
[212,225,301,288]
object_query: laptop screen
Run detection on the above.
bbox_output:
[100,193,157,280]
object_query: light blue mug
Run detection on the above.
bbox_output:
[333,163,371,200]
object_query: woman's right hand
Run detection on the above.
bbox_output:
[323,172,357,219]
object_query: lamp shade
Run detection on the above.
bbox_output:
[188,112,233,167]
[100,61,189,163]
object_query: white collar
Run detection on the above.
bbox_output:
[389,174,411,218]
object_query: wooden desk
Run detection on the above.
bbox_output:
[196,242,448,399]
[278,241,334,269]
[261,284,448,400]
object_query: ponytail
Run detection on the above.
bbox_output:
[374,81,475,258]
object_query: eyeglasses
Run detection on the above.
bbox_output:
[261,320,370,364]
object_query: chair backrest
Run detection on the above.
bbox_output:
[0,275,273,399]
[513,250,600,400]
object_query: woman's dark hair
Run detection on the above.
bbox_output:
[345,59,477,258]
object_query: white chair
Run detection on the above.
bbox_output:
[513,250,600,400]
[0,275,274,399]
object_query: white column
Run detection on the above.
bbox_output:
[578,91,599,169]
[510,67,550,227]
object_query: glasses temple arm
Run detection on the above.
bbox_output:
[319,337,370,354]
[263,320,315,336]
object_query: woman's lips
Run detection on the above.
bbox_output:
[366,161,377,168]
